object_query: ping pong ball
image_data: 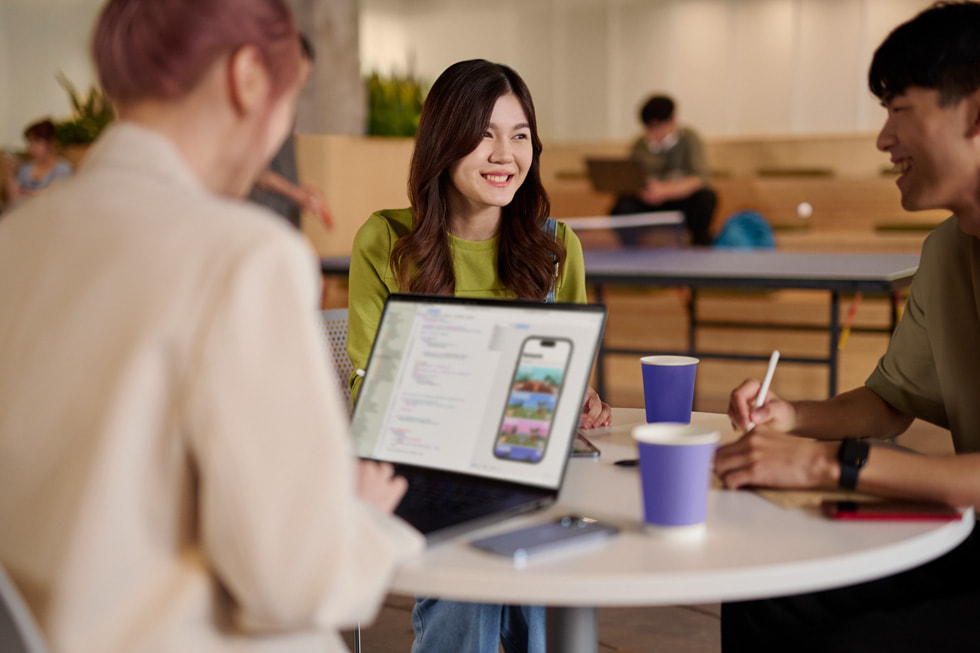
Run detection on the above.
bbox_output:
[796,201,813,219]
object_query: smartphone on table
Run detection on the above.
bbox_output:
[821,499,962,521]
[493,337,573,464]
[471,515,619,565]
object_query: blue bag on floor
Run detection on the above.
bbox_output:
[713,210,776,249]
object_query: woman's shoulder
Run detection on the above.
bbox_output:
[552,219,582,248]
[357,208,415,240]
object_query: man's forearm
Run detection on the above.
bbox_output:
[791,386,914,441]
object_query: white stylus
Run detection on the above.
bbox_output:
[746,350,780,432]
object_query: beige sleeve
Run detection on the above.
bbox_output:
[183,232,423,633]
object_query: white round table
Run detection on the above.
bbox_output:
[391,409,974,652]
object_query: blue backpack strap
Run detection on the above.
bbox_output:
[543,218,557,303]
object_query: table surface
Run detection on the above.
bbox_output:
[582,249,920,291]
[390,409,973,607]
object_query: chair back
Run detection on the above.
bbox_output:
[0,564,49,653]
[320,308,353,406]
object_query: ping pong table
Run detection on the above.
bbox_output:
[320,248,918,399]
[582,248,919,399]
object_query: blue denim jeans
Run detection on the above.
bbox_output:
[411,598,545,653]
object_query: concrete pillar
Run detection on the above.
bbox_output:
[287,0,365,135]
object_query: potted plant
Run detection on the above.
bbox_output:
[365,71,425,137]
[53,71,114,164]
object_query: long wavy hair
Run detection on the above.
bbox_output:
[391,59,565,298]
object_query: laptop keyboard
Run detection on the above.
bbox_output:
[395,469,546,534]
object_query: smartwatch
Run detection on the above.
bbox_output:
[837,438,870,490]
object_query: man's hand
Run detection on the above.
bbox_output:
[728,378,797,433]
[713,427,839,490]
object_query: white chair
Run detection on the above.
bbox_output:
[0,564,49,653]
[319,308,354,407]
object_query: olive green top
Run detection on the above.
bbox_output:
[865,216,980,452]
[629,127,710,182]
[346,208,587,401]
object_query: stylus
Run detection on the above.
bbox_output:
[746,350,780,432]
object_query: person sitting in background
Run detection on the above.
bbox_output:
[249,33,333,230]
[2,119,73,207]
[0,0,421,652]
[714,3,980,650]
[347,58,611,653]
[611,94,717,246]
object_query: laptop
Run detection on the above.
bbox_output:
[585,157,646,194]
[351,294,607,540]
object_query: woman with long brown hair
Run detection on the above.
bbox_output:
[347,58,610,653]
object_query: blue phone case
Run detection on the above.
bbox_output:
[471,515,618,564]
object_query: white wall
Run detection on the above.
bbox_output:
[0,0,104,150]
[360,0,935,141]
[0,0,936,148]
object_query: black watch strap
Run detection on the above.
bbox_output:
[838,438,870,490]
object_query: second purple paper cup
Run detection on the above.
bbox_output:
[641,355,699,423]
[633,423,720,533]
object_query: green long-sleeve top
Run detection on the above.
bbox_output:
[346,208,587,401]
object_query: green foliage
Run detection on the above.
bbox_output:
[366,71,425,137]
[53,72,114,146]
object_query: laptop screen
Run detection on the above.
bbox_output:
[351,294,606,490]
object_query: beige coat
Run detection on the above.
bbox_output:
[0,123,423,653]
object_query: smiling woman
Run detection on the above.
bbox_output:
[345,58,612,653]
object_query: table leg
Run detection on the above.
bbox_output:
[546,606,598,653]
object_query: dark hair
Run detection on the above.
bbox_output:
[869,1,980,105]
[24,119,57,143]
[92,0,302,107]
[299,33,314,62]
[640,95,675,125]
[392,59,563,299]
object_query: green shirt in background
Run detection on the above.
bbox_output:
[865,216,980,452]
[346,207,588,400]
[629,127,710,182]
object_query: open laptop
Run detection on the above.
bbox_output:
[351,294,607,540]
[585,157,646,194]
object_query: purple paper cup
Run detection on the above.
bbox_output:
[632,423,720,534]
[641,355,699,424]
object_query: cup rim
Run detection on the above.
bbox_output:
[632,422,720,446]
[640,355,700,366]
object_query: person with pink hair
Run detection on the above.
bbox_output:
[0,1,422,652]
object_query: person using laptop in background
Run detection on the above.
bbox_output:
[0,1,422,652]
[347,58,611,653]
[610,94,717,246]
[714,3,980,650]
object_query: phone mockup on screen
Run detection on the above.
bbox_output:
[493,337,573,464]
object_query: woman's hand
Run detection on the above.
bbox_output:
[579,386,612,429]
[356,460,408,513]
